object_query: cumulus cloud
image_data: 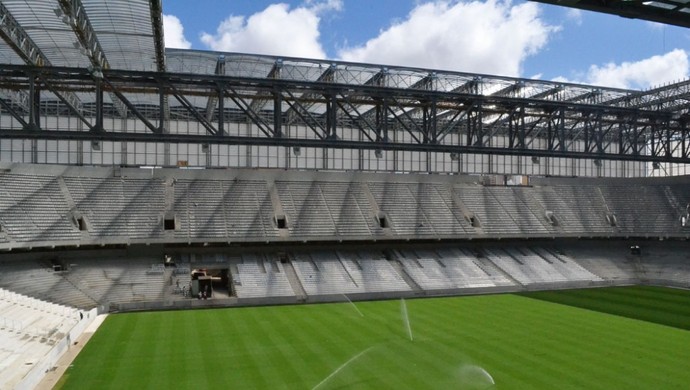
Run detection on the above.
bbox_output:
[337,0,558,77]
[304,0,343,13]
[565,9,583,25]
[200,1,342,58]
[645,21,666,31]
[163,14,191,49]
[573,49,689,89]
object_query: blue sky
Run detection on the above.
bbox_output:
[162,0,690,90]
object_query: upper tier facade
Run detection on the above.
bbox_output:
[0,163,688,250]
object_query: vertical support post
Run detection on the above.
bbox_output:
[682,123,688,159]
[92,77,104,152]
[326,93,337,139]
[28,75,39,163]
[26,75,40,131]
[95,78,104,132]
[273,90,282,137]
[218,87,225,136]
[158,85,165,133]
[376,99,388,142]
[517,106,525,149]
[160,84,170,166]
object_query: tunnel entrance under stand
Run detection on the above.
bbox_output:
[191,268,229,298]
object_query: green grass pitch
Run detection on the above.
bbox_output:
[57,286,690,389]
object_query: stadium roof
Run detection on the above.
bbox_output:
[0,0,165,71]
[0,1,688,167]
[0,0,688,75]
[532,0,690,29]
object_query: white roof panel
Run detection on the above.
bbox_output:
[81,0,159,71]
[2,0,91,67]
[0,0,161,71]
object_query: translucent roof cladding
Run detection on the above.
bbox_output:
[534,0,690,28]
[165,50,634,104]
[80,0,160,71]
[0,0,161,71]
[0,45,25,65]
[1,0,91,67]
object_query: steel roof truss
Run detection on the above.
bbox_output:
[335,94,377,143]
[224,85,275,138]
[149,0,166,72]
[0,3,90,127]
[205,56,226,122]
[169,84,218,136]
[385,102,422,145]
[0,94,28,128]
[283,89,326,140]
[101,77,159,134]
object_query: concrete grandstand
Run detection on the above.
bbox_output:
[0,0,690,388]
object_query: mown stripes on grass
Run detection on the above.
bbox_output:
[57,288,690,389]
[521,285,690,330]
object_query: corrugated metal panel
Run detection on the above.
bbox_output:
[81,0,158,71]
[2,0,90,67]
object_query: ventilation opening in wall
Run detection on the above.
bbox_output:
[72,215,87,231]
[51,259,63,272]
[164,218,175,231]
[278,252,289,264]
[275,215,287,229]
[164,212,177,231]
[376,212,389,228]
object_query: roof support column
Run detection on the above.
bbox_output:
[95,78,104,132]
[273,91,282,137]
[218,87,225,137]
[325,93,337,139]
[682,124,688,159]
[26,75,39,131]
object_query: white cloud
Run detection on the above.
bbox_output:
[304,0,343,13]
[646,21,666,31]
[163,14,191,49]
[200,1,341,58]
[565,9,583,25]
[550,76,570,84]
[584,49,689,89]
[337,0,558,77]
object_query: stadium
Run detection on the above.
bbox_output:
[0,0,690,389]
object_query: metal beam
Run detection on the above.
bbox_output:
[285,62,335,124]
[248,58,282,114]
[149,0,169,139]
[0,126,685,164]
[530,0,690,30]
[0,2,89,128]
[149,0,166,72]
[0,64,685,164]
[205,55,226,122]
[58,0,128,118]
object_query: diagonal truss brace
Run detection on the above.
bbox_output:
[0,2,90,129]
[58,0,128,119]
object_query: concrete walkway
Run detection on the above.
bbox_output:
[35,314,108,390]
